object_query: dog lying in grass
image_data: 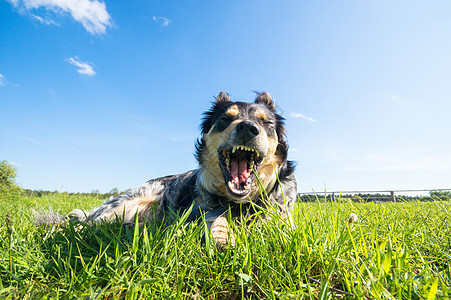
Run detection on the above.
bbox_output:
[37,92,297,246]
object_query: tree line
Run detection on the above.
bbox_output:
[1,160,129,200]
[298,190,451,202]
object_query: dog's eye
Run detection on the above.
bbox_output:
[262,120,274,126]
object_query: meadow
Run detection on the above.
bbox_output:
[0,192,450,299]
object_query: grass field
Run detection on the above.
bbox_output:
[0,192,450,299]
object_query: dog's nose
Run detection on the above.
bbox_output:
[236,121,260,138]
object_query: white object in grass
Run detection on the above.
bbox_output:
[348,213,358,223]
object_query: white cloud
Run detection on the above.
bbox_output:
[7,0,111,35]
[289,111,317,122]
[31,13,59,26]
[66,57,96,76]
[153,16,172,27]
[0,74,18,87]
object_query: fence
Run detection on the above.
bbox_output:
[297,188,451,202]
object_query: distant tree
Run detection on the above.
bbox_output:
[0,160,22,199]
[109,187,120,197]
[429,190,451,201]
[0,160,18,187]
[121,188,131,194]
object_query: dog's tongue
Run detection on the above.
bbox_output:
[230,159,250,186]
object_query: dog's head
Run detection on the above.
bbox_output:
[196,91,289,203]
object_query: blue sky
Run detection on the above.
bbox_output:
[1,0,450,194]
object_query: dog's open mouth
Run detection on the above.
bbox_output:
[219,145,263,197]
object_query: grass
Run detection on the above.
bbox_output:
[0,192,450,299]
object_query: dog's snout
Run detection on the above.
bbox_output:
[236,121,260,138]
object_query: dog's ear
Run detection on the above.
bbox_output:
[215,91,231,103]
[255,92,275,111]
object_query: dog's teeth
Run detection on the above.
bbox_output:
[226,157,230,169]
[231,145,260,155]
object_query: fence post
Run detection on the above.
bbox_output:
[390,191,396,202]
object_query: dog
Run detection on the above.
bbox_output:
[37,92,297,246]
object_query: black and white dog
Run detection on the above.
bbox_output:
[38,92,297,245]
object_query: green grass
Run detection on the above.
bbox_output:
[0,193,450,299]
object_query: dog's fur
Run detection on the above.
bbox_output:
[37,92,297,245]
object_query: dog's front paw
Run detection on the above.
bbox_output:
[211,215,235,247]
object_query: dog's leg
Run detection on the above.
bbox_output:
[211,213,235,247]
[204,208,235,247]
